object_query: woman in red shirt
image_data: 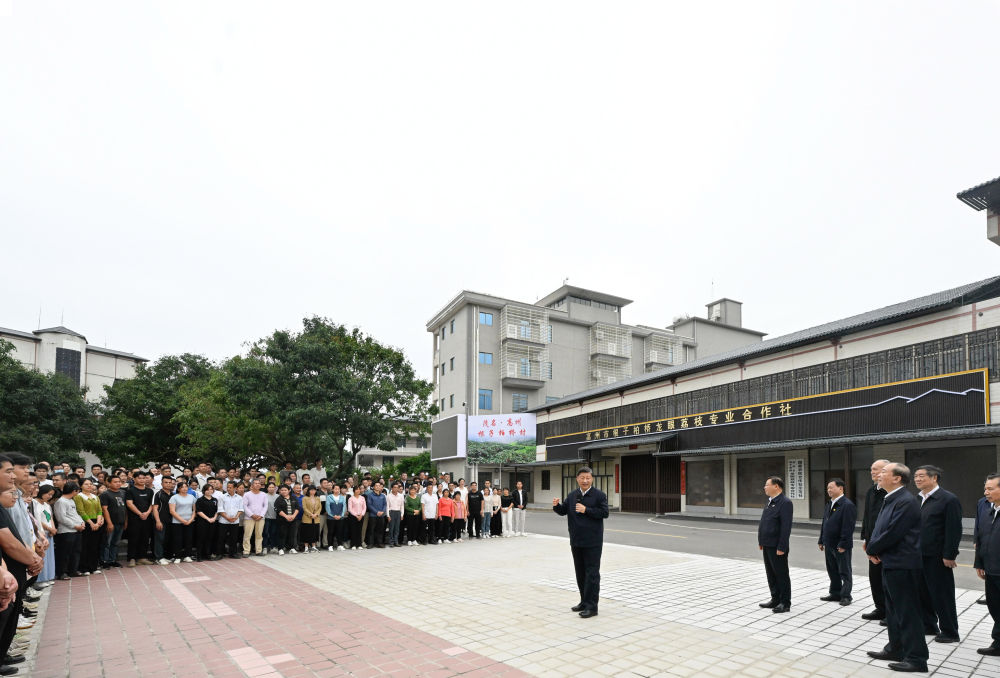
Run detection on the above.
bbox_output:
[437,488,454,544]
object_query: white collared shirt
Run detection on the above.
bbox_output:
[919,485,940,505]
[884,486,906,499]
[829,495,842,509]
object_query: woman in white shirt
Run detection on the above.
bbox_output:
[33,484,58,584]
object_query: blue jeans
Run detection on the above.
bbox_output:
[388,511,401,545]
[263,518,279,549]
[482,513,491,536]
[102,524,124,564]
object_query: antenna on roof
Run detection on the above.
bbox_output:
[61,308,64,325]
[37,306,41,330]
[710,279,714,299]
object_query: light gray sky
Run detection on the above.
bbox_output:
[2,2,998,381]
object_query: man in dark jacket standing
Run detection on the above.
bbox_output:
[758,476,793,613]
[975,473,1000,656]
[865,463,928,673]
[914,465,962,643]
[818,478,857,605]
[552,467,609,618]
[861,459,889,620]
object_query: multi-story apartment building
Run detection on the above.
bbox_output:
[426,284,765,420]
[426,285,765,488]
[355,430,432,471]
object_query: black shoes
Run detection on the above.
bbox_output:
[839,598,852,606]
[867,650,902,661]
[887,662,927,673]
[978,646,1000,656]
[862,609,886,620]
[819,595,841,602]
[578,609,598,618]
[978,596,988,605]
[880,619,888,626]
[933,635,959,644]
[759,600,778,608]
[2,655,25,665]
[571,603,586,612]
[771,604,790,613]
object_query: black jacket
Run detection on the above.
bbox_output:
[553,487,609,548]
[512,489,528,509]
[860,483,886,542]
[866,488,921,570]
[918,487,962,560]
[819,496,857,550]
[975,498,999,572]
[758,492,793,553]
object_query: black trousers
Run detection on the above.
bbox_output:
[824,547,853,599]
[126,517,151,560]
[81,526,102,573]
[986,573,1000,646]
[883,568,929,668]
[423,518,437,544]
[171,524,194,559]
[571,544,602,611]
[278,520,299,550]
[468,511,482,538]
[196,520,216,559]
[349,516,364,548]
[438,517,451,541]
[868,558,886,611]
[762,547,791,606]
[55,532,82,576]
[404,513,421,543]
[0,566,26,659]
[367,516,386,546]
[919,556,959,638]
[451,518,465,541]
[217,523,240,556]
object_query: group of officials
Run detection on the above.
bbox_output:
[758,459,999,674]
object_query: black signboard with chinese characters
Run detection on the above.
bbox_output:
[544,369,990,461]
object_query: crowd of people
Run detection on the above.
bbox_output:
[0,455,534,673]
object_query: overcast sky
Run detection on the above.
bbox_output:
[2,2,998,381]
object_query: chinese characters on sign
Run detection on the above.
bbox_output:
[475,418,526,439]
[582,402,795,442]
[786,458,805,500]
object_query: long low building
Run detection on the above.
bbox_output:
[527,276,1000,526]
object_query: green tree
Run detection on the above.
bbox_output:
[0,339,94,462]
[395,451,435,477]
[92,353,214,469]
[227,318,436,476]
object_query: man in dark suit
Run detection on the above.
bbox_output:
[914,465,962,643]
[512,481,528,536]
[975,473,1000,656]
[861,459,889,621]
[757,476,793,613]
[865,463,928,673]
[975,490,991,605]
[552,467,609,618]
[818,478,857,605]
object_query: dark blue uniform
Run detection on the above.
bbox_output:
[917,487,962,640]
[867,488,928,670]
[758,492,793,607]
[553,486,609,613]
[974,498,1000,649]
[819,495,857,601]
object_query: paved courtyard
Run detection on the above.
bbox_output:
[19,532,1000,677]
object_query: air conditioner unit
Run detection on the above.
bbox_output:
[607,342,616,355]
[506,362,516,377]
[648,350,659,363]
[507,325,518,338]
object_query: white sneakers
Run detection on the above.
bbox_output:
[337,545,345,551]
[157,558,170,565]
[328,546,335,552]
[289,548,298,554]
[277,549,285,555]
[182,557,193,563]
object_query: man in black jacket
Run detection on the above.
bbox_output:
[866,463,928,673]
[757,476,793,613]
[466,483,484,539]
[552,467,609,618]
[914,465,963,644]
[861,459,889,620]
[818,478,857,605]
[975,473,1000,656]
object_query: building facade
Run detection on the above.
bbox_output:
[426,285,765,494]
[355,430,432,471]
[528,277,1000,526]
[0,325,147,403]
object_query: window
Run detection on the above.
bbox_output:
[440,398,446,411]
[736,456,785,508]
[684,460,725,507]
[450,357,454,371]
[449,394,454,408]
[545,325,553,343]
[542,361,553,379]
[519,319,531,340]
[440,363,445,376]
[55,348,82,385]
[479,352,493,365]
[396,437,407,448]
[382,456,395,467]
[478,388,493,410]
[541,470,551,491]
[512,393,528,412]
[519,357,531,377]
[416,437,428,449]
[479,312,493,326]
[545,395,561,403]
[450,319,455,334]
[440,327,446,340]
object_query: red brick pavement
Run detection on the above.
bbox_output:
[33,559,529,678]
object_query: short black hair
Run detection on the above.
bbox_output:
[576,466,593,476]
[33,463,48,472]
[916,465,943,480]
[6,452,33,467]
[766,476,785,490]
[63,481,81,494]
[828,478,845,490]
